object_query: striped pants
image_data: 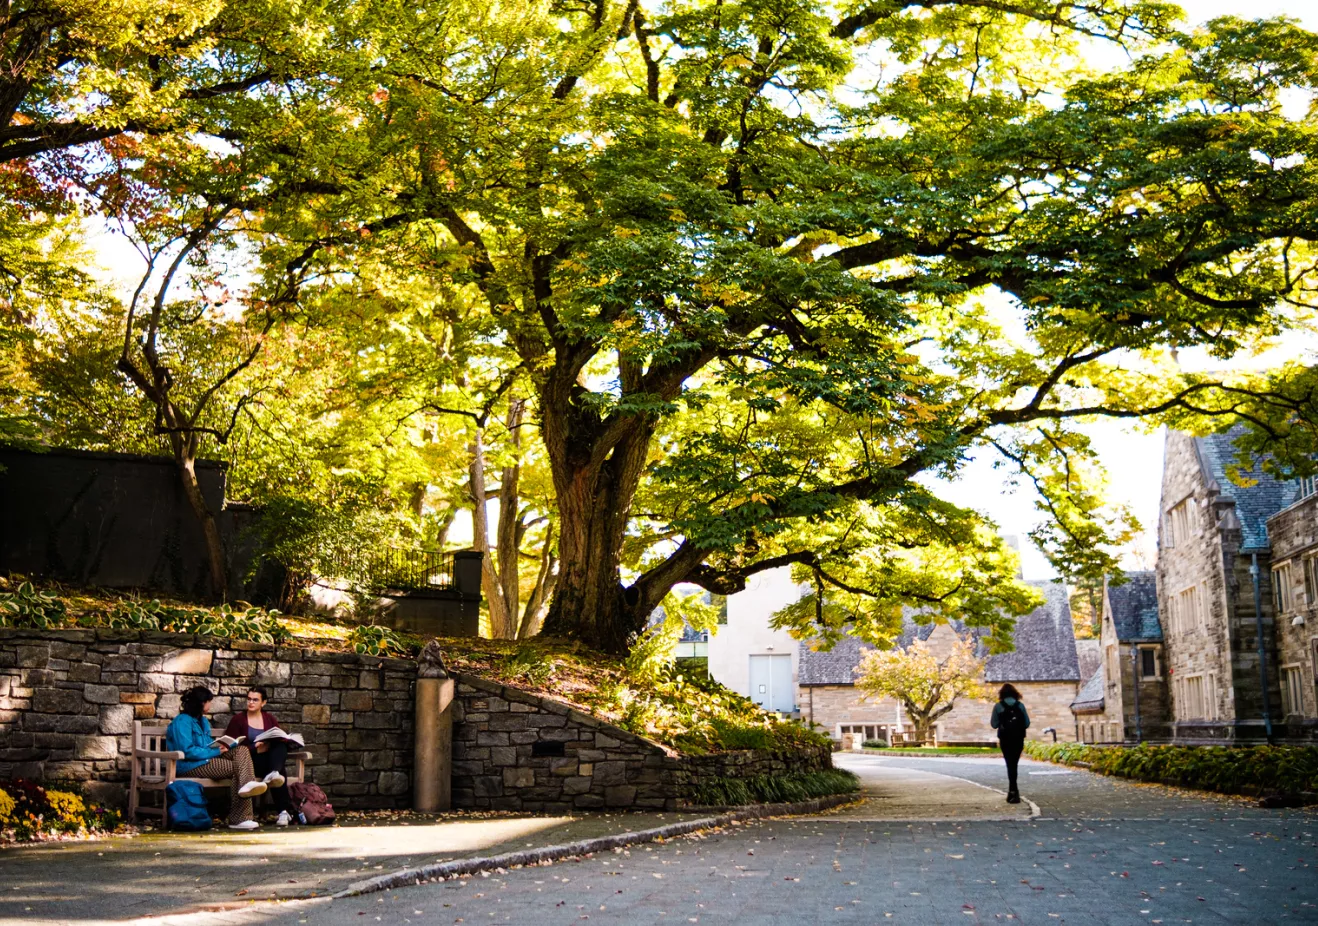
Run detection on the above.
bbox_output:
[181,746,258,824]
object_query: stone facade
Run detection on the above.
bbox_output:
[0,628,417,809]
[1264,491,1318,740]
[1154,429,1290,742]
[1079,573,1172,743]
[451,674,833,812]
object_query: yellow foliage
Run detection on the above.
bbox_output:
[0,787,14,827]
[45,790,86,823]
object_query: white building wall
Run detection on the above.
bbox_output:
[708,567,803,710]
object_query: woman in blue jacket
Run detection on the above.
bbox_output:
[166,686,268,829]
[989,684,1030,804]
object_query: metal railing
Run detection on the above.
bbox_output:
[320,546,456,593]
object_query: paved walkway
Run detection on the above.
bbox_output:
[0,810,700,924]
[220,754,1317,926]
[826,753,1035,821]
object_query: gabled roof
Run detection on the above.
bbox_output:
[1071,667,1105,713]
[1194,427,1298,552]
[1107,572,1162,643]
[798,580,1080,685]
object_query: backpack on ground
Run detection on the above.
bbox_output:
[997,700,1026,739]
[289,781,335,825]
[165,779,212,831]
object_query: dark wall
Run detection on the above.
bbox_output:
[0,447,232,599]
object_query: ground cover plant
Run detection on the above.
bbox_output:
[1025,741,1318,797]
[0,779,126,844]
[689,769,860,807]
[862,744,1000,756]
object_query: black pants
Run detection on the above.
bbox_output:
[1000,737,1024,792]
[252,742,294,814]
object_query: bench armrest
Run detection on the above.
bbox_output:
[134,748,186,760]
[289,751,312,760]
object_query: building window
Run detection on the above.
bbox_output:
[1165,500,1193,549]
[1273,563,1295,614]
[1305,556,1318,608]
[1169,584,1205,635]
[1139,647,1160,679]
[1177,674,1210,719]
[1280,666,1305,717]
[839,724,886,744]
[1300,474,1318,501]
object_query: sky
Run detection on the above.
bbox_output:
[81,0,1316,574]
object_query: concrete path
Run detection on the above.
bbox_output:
[0,810,700,925]
[827,752,1035,821]
[218,755,1318,926]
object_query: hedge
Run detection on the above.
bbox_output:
[1024,741,1318,797]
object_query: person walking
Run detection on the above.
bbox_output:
[166,685,267,830]
[224,686,296,826]
[990,683,1029,804]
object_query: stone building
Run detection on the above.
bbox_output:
[1263,477,1318,740]
[798,581,1081,744]
[1155,427,1295,742]
[1073,572,1171,743]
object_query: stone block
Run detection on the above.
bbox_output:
[33,688,86,714]
[476,731,510,747]
[157,694,181,716]
[157,649,214,675]
[251,661,291,686]
[503,767,535,788]
[595,734,621,748]
[593,761,627,786]
[604,785,637,807]
[320,690,341,707]
[0,747,45,762]
[490,746,517,767]
[83,684,120,705]
[509,702,538,713]
[549,757,579,777]
[472,776,504,798]
[133,704,156,720]
[103,655,136,672]
[330,711,355,724]
[358,670,382,690]
[510,731,539,745]
[573,794,605,809]
[453,760,486,776]
[140,673,176,693]
[49,642,87,660]
[301,704,331,725]
[562,776,593,795]
[21,668,54,686]
[342,690,373,711]
[363,750,394,770]
[74,735,119,760]
[347,730,389,750]
[16,644,50,668]
[578,762,594,777]
[99,704,134,735]
[575,749,607,762]
[67,663,101,684]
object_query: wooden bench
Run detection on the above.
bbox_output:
[888,731,931,748]
[129,720,312,828]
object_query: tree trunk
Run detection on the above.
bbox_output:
[469,429,516,638]
[175,452,228,601]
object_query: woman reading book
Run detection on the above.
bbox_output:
[165,686,267,830]
[224,686,298,826]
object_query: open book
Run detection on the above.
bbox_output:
[251,727,306,748]
[210,735,245,748]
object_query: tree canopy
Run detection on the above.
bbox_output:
[4,0,1318,652]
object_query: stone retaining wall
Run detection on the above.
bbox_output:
[1,629,835,814]
[0,628,415,809]
[451,675,834,812]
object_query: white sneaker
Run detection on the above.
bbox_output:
[264,771,286,789]
[275,810,291,827]
[238,780,268,798]
[229,820,260,830]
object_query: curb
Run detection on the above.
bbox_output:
[332,792,859,899]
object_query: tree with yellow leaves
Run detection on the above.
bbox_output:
[855,637,990,743]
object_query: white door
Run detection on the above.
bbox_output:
[748,654,794,713]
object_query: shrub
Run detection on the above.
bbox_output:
[0,581,66,629]
[98,599,292,646]
[348,624,410,657]
[504,644,557,686]
[0,779,123,842]
[1024,741,1318,796]
[689,769,860,806]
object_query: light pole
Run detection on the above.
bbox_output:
[1249,553,1275,744]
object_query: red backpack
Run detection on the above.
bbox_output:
[289,781,336,825]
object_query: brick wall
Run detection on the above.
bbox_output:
[0,628,416,809]
[451,675,833,812]
[800,681,1079,744]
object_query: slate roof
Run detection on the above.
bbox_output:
[1194,427,1298,552]
[1071,667,1105,712]
[1107,572,1163,642]
[798,580,1080,686]
[1075,639,1102,684]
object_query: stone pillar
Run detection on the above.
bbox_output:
[414,640,453,812]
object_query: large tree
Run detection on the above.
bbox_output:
[252,2,1318,652]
